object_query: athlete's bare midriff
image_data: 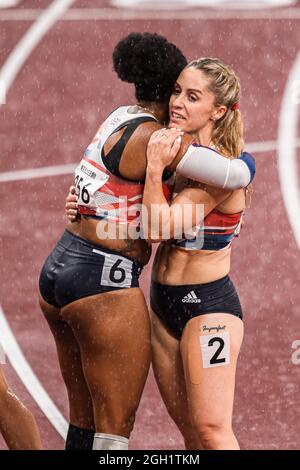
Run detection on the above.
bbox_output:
[152,242,231,285]
[66,217,151,266]
[152,187,245,285]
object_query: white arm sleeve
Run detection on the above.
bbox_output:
[176,145,251,190]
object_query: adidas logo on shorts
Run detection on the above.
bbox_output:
[182,291,201,303]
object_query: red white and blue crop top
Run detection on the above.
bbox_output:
[75,106,175,227]
[172,208,243,251]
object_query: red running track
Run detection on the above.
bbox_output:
[1,0,300,450]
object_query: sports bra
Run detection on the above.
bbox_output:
[172,208,243,251]
[75,106,175,226]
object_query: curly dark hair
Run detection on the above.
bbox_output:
[113,32,187,103]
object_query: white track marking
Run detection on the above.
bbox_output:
[246,138,300,153]
[277,52,300,249]
[0,305,68,439]
[111,0,296,10]
[0,0,21,7]
[0,81,5,104]
[2,7,300,20]
[1,139,298,183]
[0,0,75,105]
[0,163,77,183]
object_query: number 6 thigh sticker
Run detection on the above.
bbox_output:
[99,252,133,288]
[200,332,230,368]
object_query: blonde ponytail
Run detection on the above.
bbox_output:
[212,108,244,157]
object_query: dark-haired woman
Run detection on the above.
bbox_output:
[39,33,255,450]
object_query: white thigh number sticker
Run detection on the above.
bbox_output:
[200,332,230,368]
[93,249,133,288]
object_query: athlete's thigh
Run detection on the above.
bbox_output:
[39,296,94,428]
[151,310,196,443]
[180,312,244,427]
[61,288,151,410]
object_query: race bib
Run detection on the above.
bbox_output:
[74,159,109,206]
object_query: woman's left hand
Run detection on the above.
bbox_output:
[65,185,78,222]
[146,128,183,173]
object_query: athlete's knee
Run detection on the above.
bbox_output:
[94,405,136,437]
[183,434,202,450]
[69,403,95,431]
[193,419,233,450]
[180,418,217,450]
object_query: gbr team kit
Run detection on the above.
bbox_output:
[39,106,255,308]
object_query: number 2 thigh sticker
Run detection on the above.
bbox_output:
[200,332,230,368]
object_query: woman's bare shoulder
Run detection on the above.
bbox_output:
[119,121,163,180]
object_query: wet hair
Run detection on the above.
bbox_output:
[113,32,187,103]
[187,58,244,157]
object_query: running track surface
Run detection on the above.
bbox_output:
[1,0,300,450]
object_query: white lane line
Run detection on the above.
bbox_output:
[0,0,75,106]
[111,0,297,10]
[0,305,68,439]
[1,139,297,183]
[2,7,300,20]
[0,163,76,182]
[246,139,282,153]
[0,0,21,7]
[246,138,300,153]
[277,52,300,250]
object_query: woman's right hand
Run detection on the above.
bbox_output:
[147,128,183,173]
[65,185,78,222]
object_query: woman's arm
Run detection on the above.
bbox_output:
[119,123,255,188]
[65,185,78,222]
[175,145,255,190]
[65,125,255,221]
[142,130,232,241]
[153,129,256,190]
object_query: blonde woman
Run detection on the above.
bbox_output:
[143,58,250,450]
